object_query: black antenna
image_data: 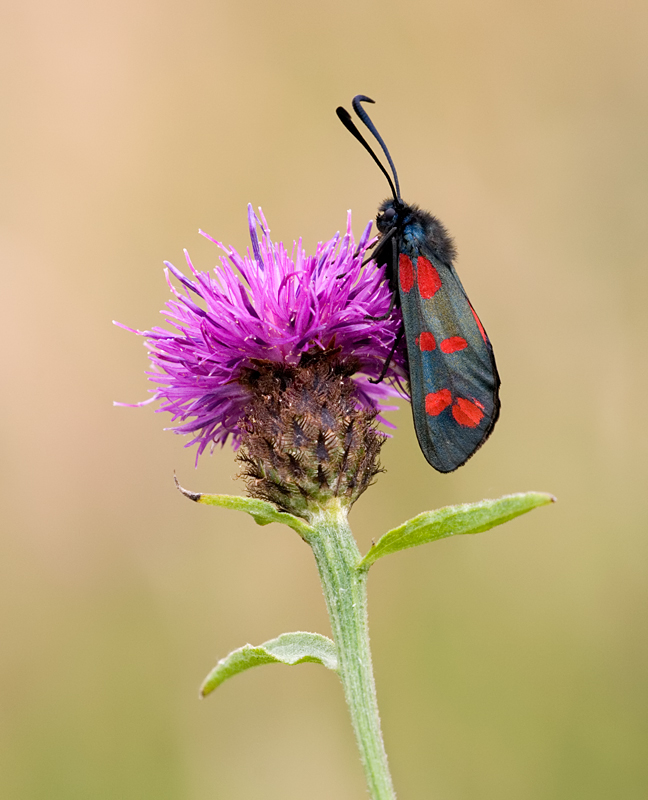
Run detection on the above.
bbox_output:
[351,95,401,201]
[336,105,399,201]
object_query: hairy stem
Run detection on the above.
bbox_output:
[308,503,396,800]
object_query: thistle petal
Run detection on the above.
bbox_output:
[116,209,408,459]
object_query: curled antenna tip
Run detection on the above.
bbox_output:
[349,95,401,201]
[336,98,399,201]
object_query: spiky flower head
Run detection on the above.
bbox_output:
[116,206,407,515]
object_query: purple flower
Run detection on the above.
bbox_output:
[116,205,407,458]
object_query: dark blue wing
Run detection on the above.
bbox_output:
[397,247,500,472]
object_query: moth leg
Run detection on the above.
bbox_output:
[354,238,375,259]
[365,235,399,320]
[368,326,404,385]
[342,227,396,278]
[362,226,397,267]
[366,288,397,321]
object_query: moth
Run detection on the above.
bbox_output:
[337,95,500,472]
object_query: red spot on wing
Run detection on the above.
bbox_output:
[452,398,485,428]
[440,336,468,354]
[419,332,436,351]
[417,257,442,299]
[470,306,488,343]
[399,254,414,293]
[425,389,452,416]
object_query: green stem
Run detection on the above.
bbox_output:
[308,502,396,800]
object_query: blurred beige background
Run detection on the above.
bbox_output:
[2,0,647,798]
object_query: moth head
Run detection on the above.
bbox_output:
[376,198,405,233]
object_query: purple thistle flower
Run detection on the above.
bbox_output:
[116,205,407,460]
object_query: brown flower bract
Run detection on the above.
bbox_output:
[237,348,386,519]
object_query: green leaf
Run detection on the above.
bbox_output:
[201,632,338,697]
[359,491,556,569]
[174,475,313,539]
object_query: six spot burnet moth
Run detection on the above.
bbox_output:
[337,95,501,473]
